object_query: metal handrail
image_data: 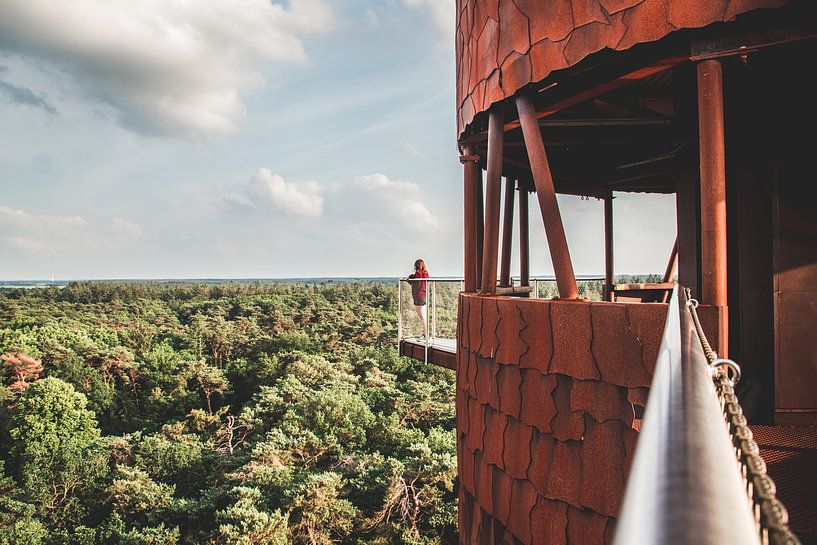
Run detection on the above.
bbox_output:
[398,275,606,282]
[613,286,761,545]
[397,275,606,364]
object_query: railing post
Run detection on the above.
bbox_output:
[431,281,437,339]
[500,177,516,288]
[481,107,504,295]
[397,279,402,345]
[516,93,579,299]
[604,192,615,301]
[519,186,530,288]
[425,282,430,363]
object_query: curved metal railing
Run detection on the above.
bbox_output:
[396,276,606,363]
[613,286,799,545]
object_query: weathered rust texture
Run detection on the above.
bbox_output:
[580,417,627,516]
[546,439,584,506]
[463,149,481,292]
[551,375,586,441]
[480,298,501,359]
[475,451,494,514]
[457,345,471,392]
[455,0,790,137]
[549,301,598,378]
[519,189,530,287]
[467,395,486,453]
[517,299,552,372]
[492,464,514,523]
[508,479,537,542]
[697,58,729,356]
[530,498,568,545]
[519,369,557,433]
[503,417,532,478]
[529,430,557,493]
[604,194,614,301]
[461,443,476,494]
[495,299,528,365]
[566,506,610,545]
[476,355,500,409]
[570,380,633,425]
[482,108,504,294]
[456,294,686,545]
[500,178,516,288]
[497,365,523,419]
[484,406,508,468]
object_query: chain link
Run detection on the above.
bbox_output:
[683,288,801,545]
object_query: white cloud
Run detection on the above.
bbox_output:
[0,0,333,137]
[0,206,145,254]
[111,218,146,240]
[402,0,455,47]
[244,168,324,218]
[365,8,380,27]
[353,173,437,231]
[401,142,424,157]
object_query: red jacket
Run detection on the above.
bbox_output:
[409,269,429,300]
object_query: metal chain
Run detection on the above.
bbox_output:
[684,288,801,545]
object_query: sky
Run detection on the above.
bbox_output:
[0,0,676,280]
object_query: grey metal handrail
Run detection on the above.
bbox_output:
[397,275,606,364]
[613,286,761,545]
[398,278,462,363]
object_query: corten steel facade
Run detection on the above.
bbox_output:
[453,0,816,543]
[455,0,788,138]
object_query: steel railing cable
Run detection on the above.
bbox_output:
[683,288,801,545]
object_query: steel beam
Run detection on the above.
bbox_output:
[476,167,484,291]
[516,94,579,299]
[481,108,504,294]
[697,59,728,355]
[499,178,516,287]
[461,148,480,292]
[604,193,615,301]
[519,187,530,287]
[698,59,727,307]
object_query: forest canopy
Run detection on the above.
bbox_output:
[0,282,457,545]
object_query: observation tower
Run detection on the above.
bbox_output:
[402,1,817,543]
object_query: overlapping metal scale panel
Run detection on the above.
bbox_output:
[455,0,790,139]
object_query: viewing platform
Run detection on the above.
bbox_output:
[397,276,614,372]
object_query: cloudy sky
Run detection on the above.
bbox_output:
[0,0,675,280]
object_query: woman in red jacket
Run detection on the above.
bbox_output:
[409,259,429,338]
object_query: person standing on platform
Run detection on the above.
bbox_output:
[409,259,429,338]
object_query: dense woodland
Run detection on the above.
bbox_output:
[0,282,458,545]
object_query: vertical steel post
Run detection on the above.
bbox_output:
[604,192,615,301]
[500,177,516,287]
[476,168,485,291]
[698,59,728,306]
[516,94,579,299]
[397,279,402,344]
[431,281,437,339]
[423,280,433,363]
[697,59,728,354]
[519,186,530,288]
[481,108,504,294]
[462,148,480,292]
